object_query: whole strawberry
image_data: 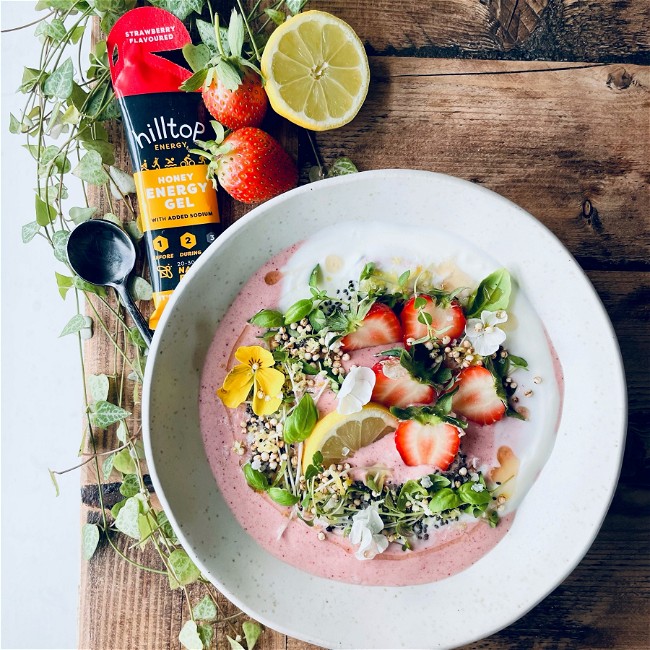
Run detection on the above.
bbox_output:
[181,10,268,129]
[202,69,267,130]
[195,127,298,204]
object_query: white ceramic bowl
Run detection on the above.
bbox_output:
[143,170,626,649]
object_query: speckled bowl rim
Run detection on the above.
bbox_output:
[143,169,627,649]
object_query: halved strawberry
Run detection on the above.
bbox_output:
[451,366,505,425]
[341,302,402,351]
[371,358,435,408]
[394,418,460,469]
[400,295,466,345]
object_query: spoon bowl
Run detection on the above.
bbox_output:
[66,219,152,346]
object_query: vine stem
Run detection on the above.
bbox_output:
[1,9,55,32]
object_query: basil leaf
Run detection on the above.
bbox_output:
[249,309,284,328]
[397,479,428,510]
[428,487,461,513]
[466,269,511,318]
[398,270,410,287]
[508,354,528,370]
[283,393,318,444]
[268,487,299,506]
[242,463,269,491]
[458,481,492,506]
[284,298,313,324]
[427,474,451,490]
[309,308,327,332]
[309,264,321,289]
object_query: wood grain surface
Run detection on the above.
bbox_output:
[79,2,650,648]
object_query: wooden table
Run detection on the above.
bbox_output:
[80,1,650,648]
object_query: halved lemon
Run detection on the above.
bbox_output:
[302,404,397,468]
[260,10,370,131]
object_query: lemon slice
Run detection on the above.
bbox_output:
[261,10,370,131]
[302,404,397,468]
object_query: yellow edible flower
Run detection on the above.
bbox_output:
[217,345,284,416]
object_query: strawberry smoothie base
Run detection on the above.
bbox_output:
[199,223,564,586]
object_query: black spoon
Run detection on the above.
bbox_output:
[66,219,153,347]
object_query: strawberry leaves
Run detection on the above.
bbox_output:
[181,9,262,94]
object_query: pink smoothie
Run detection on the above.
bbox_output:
[199,244,556,586]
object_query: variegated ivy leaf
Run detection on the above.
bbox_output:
[43,57,74,100]
[73,150,109,185]
[81,523,100,561]
[52,230,70,263]
[82,139,115,165]
[168,549,200,588]
[178,621,203,650]
[112,448,137,475]
[182,43,211,73]
[91,400,130,429]
[130,276,153,301]
[196,19,218,53]
[148,0,204,21]
[116,420,129,443]
[243,621,262,650]
[108,166,136,199]
[113,496,141,539]
[192,595,217,622]
[264,8,285,25]
[88,373,110,402]
[59,313,86,337]
[35,194,56,226]
[69,206,97,224]
[55,272,73,299]
[102,453,115,481]
[286,0,308,15]
[198,625,213,649]
[124,219,143,242]
[328,157,358,177]
[22,221,40,243]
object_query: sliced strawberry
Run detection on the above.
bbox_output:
[371,358,435,408]
[394,419,460,469]
[451,366,505,425]
[400,295,466,345]
[341,302,402,351]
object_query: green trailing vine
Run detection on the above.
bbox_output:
[4,0,342,647]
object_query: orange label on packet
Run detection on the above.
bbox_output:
[134,166,219,232]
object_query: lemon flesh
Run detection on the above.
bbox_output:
[261,10,370,131]
[302,404,397,468]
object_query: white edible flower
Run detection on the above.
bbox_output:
[420,475,433,488]
[470,483,485,492]
[465,310,508,356]
[349,502,389,560]
[337,366,376,415]
[251,457,262,471]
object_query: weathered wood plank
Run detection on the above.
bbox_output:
[324,0,650,63]
[78,17,648,647]
[313,57,650,271]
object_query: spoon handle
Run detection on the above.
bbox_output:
[113,282,153,348]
